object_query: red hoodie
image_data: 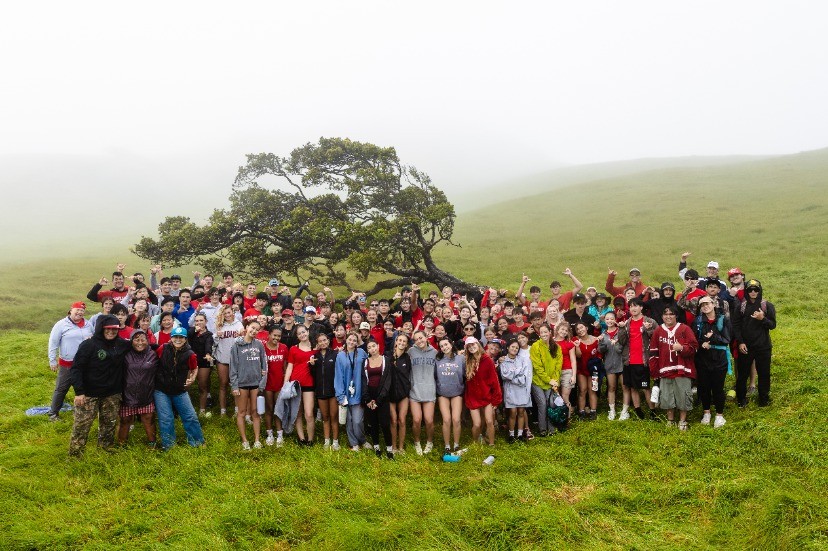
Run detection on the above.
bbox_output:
[648,322,698,379]
[464,354,503,409]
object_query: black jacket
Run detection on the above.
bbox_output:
[122,331,159,407]
[313,349,339,399]
[156,341,196,395]
[693,314,732,371]
[361,355,393,405]
[188,329,215,369]
[732,291,776,351]
[387,351,412,402]
[71,314,130,397]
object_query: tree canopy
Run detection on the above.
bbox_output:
[133,137,479,295]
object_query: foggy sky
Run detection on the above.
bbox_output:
[3,1,828,233]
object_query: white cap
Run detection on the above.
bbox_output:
[707,261,719,269]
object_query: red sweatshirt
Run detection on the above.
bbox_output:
[648,323,698,379]
[464,354,503,409]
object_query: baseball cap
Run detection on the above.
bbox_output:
[282,309,294,316]
[70,301,86,310]
[572,293,587,303]
[629,268,641,275]
[684,269,700,280]
[171,326,188,338]
[727,267,743,278]
[707,261,719,269]
[304,306,317,314]
[359,322,371,330]
[170,274,182,281]
[698,297,715,306]
[268,278,280,287]
[463,336,479,345]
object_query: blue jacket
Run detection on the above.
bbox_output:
[335,348,369,406]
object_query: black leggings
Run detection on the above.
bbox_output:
[365,391,391,448]
[697,368,727,413]
[736,348,772,405]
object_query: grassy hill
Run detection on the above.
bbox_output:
[1,149,828,549]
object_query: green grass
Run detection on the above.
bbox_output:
[2,149,828,549]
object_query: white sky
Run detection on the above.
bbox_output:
[2,1,827,213]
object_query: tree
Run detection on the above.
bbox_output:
[132,137,480,296]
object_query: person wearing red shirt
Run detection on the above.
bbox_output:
[648,305,698,431]
[263,326,287,446]
[617,297,657,420]
[554,322,577,414]
[462,337,502,446]
[676,269,707,325]
[573,322,602,420]
[605,267,648,301]
[284,325,317,445]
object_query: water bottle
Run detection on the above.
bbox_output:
[256,395,265,415]
[483,455,495,466]
[442,454,461,463]
[650,384,660,404]
[454,447,469,456]
[591,374,598,392]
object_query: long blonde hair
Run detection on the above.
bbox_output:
[465,343,482,380]
[216,304,236,329]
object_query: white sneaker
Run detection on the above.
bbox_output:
[245,415,253,426]
[363,442,373,450]
[276,436,284,447]
[678,421,688,432]
[253,440,262,449]
[700,413,711,426]
[265,435,274,446]
[714,416,726,428]
[204,411,212,418]
[414,442,423,456]
[423,442,433,454]
[619,409,630,421]
[242,441,251,451]
[332,441,341,451]
[323,441,331,450]
[608,407,616,421]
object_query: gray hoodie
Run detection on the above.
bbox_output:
[229,337,267,391]
[408,345,438,402]
[435,355,465,398]
[499,353,532,408]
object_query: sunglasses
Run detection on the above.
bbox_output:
[464,327,475,331]
[370,303,379,307]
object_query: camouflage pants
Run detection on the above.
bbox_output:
[68,394,121,456]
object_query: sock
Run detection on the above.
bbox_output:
[277,430,283,438]
[621,405,628,413]
[509,430,515,436]
[454,442,460,449]
[266,429,273,437]
[324,438,331,445]
[386,445,393,452]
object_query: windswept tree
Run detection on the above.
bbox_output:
[133,137,479,295]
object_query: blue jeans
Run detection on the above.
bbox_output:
[345,404,365,447]
[154,390,204,449]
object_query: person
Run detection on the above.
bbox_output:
[408,330,439,455]
[387,333,412,454]
[214,304,243,416]
[89,296,116,331]
[501,339,533,443]
[678,253,733,308]
[529,324,562,436]
[648,305,698,431]
[563,293,598,335]
[573,321,602,420]
[617,297,657,420]
[188,313,215,416]
[732,279,776,407]
[553,322,577,415]
[598,312,624,420]
[68,314,130,457]
[644,283,678,326]
[154,326,205,449]
[694,296,730,428]
[230,319,268,450]
[154,312,176,347]
[313,333,340,449]
[588,293,612,331]
[435,337,466,455]
[335,332,369,451]
[47,301,93,422]
[117,330,158,447]
[86,267,130,304]
[361,339,394,458]
[172,289,197,327]
[283,325,318,445]
[263,326,288,447]
[463,337,502,446]
[606,267,648,299]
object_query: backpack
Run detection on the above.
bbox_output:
[546,390,569,428]
[739,299,767,315]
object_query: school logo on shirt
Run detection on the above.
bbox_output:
[97,350,108,360]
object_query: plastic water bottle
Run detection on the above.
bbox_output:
[591,374,598,392]
[454,447,469,456]
[256,395,265,415]
[442,454,461,463]
[650,385,660,404]
[483,455,495,466]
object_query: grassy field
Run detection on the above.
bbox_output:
[1,149,828,549]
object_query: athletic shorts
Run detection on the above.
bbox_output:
[301,386,315,393]
[658,377,693,411]
[239,385,259,391]
[623,364,650,390]
[560,369,575,390]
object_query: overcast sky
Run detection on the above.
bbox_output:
[3,1,827,231]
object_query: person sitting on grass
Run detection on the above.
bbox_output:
[648,306,698,431]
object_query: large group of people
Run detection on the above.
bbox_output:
[48,253,777,457]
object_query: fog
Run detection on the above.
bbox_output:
[3,1,827,251]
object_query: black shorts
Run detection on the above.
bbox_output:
[301,386,315,393]
[623,364,650,390]
[240,385,259,391]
